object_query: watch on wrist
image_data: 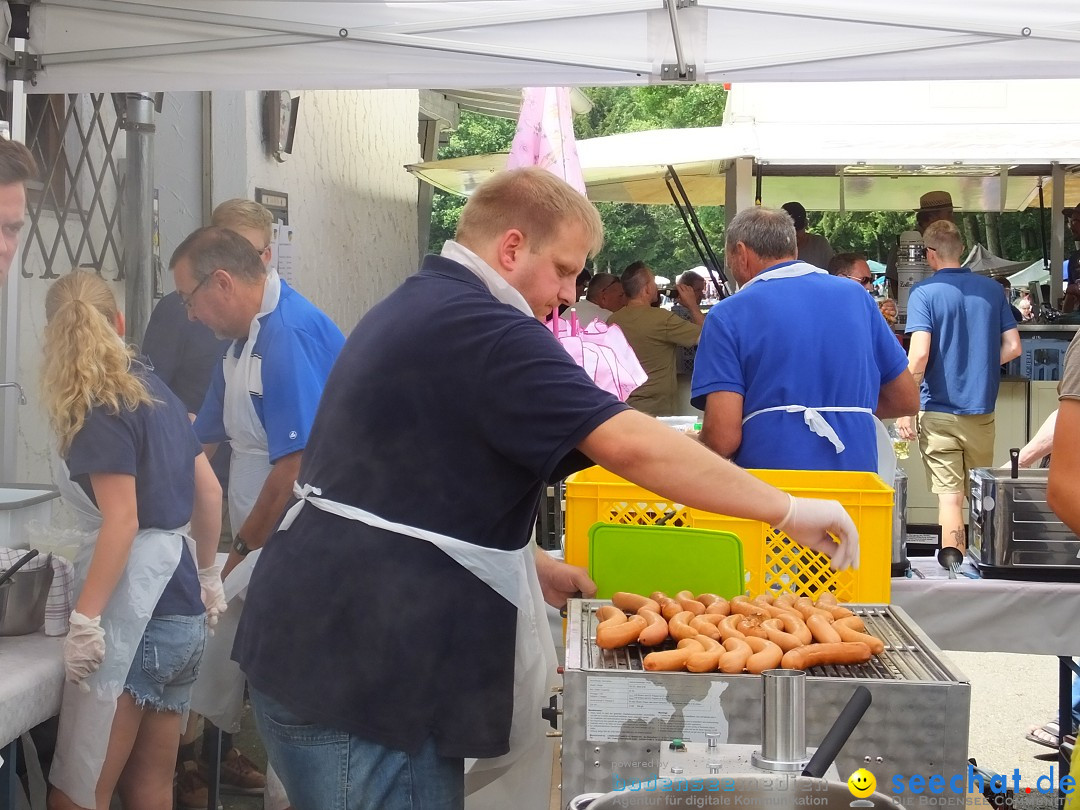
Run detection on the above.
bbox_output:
[232,536,251,557]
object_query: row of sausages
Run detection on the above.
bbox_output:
[594,590,885,674]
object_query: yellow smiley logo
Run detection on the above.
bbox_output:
[848,768,876,798]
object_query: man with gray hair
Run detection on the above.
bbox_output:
[692,207,918,473]
[607,260,704,415]
[569,271,625,325]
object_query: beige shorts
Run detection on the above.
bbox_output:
[917,411,995,494]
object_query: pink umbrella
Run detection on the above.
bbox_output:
[506,87,586,194]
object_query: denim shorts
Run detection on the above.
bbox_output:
[123,614,206,713]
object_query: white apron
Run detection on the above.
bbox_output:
[739,262,893,480]
[189,271,280,734]
[278,483,559,799]
[47,453,185,809]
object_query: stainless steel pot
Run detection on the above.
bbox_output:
[569,775,904,809]
[0,553,54,635]
[891,468,908,576]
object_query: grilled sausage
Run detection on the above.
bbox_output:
[815,592,838,607]
[718,637,753,673]
[659,597,684,622]
[669,611,699,641]
[832,621,885,655]
[644,648,693,672]
[717,614,747,641]
[781,642,873,671]
[675,591,707,616]
[637,608,670,646]
[735,615,768,639]
[703,598,731,617]
[689,616,722,641]
[806,613,842,644]
[597,614,648,649]
[834,615,867,633]
[596,605,625,623]
[613,592,661,615]
[745,637,785,674]
[687,635,724,672]
[761,618,803,652]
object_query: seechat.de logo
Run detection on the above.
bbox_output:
[849,768,877,799]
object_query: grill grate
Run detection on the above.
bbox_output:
[577,602,956,683]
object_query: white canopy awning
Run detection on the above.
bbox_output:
[23,1,1080,94]
[407,76,1080,209]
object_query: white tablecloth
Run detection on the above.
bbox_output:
[891,557,1080,656]
[0,632,63,746]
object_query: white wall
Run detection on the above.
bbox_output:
[12,88,422,483]
[212,88,421,332]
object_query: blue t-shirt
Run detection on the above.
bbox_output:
[194,280,345,462]
[66,364,204,616]
[905,267,1017,414]
[691,266,909,472]
[234,254,628,760]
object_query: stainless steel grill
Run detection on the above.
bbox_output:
[561,600,970,804]
[575,602,957,683]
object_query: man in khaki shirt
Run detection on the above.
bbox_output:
[608,261,703,416]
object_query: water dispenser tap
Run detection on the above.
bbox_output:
[0,382,25,404]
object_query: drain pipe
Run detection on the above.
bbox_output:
[122,92,155,348]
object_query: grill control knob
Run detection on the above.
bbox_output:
[708,763,721,774]
[671,766,684,775]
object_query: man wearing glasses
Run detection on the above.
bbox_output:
[170,218,344,807]
[827,253,875,290]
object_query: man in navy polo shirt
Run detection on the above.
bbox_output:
[234,168,862,810]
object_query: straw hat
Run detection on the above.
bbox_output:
[917,191,953,212]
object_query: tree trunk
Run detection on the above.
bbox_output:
[984,212,1002,256]
[962,214,981,252]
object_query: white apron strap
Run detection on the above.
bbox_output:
[280,482,557,782]
[281,484,529,612]
[742,404,873,454]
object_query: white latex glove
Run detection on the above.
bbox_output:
[64,611,105,692]
[198,564,228,634]
[774,495,860,571]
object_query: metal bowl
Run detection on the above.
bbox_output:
[568,774,904,810]
[0,561,53,635]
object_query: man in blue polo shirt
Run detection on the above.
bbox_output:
[692,207,918,474]
[170,224,344,803]
[897,219,1021,550]
[233,168,862,810]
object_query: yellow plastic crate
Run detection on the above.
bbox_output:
[564,466,894,602]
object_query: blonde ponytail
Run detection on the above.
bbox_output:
[40,270,153,456]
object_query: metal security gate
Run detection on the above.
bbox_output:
[21,92,124,281]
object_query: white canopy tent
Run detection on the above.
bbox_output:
[408,78,1080,210]
[20,1,1080,94]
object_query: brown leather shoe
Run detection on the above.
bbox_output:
[217,747,266,795]
[176,760,223,810]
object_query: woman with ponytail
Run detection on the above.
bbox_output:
[42,270,227,810]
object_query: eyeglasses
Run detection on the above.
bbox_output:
[179,272,212,310]
[849,276,874,287]
[925,245,937,253]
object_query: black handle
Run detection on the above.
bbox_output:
[802,685,872,779]
[0,548,40,589]
[1010,448,1020,479]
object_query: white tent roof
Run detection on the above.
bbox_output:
[23,1,1080,94]
[963,244,1031,276]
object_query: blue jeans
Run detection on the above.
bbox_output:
[251,688,465,810]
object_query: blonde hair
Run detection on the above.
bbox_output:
[455,168,604,256]
[41,270,153,456]
[923,220,964,262]
[211,198,273,245]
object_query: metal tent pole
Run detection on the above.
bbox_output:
[122,92,155,347]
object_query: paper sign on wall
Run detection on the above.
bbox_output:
[270,222,297,287]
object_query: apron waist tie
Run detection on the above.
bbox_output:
[280,481,530,612]
[742,405,872,454]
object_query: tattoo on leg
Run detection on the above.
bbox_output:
[949,526,966,551]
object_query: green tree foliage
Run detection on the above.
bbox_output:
[427,86,729,280]
[427,87,1055,278]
